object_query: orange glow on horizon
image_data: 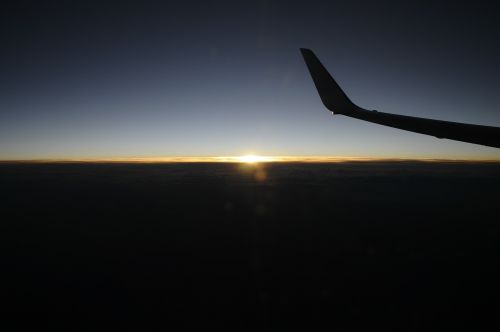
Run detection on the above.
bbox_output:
[2,156,500,163]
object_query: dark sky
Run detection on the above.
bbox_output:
[1,0,500,159]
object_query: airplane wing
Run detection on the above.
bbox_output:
[300,48,500,149]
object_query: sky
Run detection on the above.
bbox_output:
[1,0,500,160]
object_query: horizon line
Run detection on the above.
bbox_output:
[1,156,500,164]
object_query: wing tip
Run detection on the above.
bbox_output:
[299,48,313,56]
[299,48,358,114]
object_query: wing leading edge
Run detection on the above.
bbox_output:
[300,48,500,149]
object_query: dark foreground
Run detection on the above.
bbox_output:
[2,161,500,330]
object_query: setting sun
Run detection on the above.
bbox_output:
[238,155,270,163]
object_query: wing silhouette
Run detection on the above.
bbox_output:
[300,48,500,149]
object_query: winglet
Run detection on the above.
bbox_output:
[300,48,358,115]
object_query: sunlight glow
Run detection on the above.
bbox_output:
[237,155,271,163]
[5,156,497,163]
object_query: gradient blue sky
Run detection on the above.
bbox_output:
[1,1,500,160]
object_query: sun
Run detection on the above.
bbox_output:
[238,155,268,163]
